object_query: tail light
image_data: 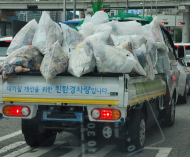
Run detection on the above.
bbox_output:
[175,45,179,48]
[91,109,121,120]
[5,40,12,43]
[3,106,30,117]
[172,75,176,80]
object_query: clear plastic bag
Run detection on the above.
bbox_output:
[155,42,167,51]
[40,41,68,81]
[7,19,37,56]
[156,49,171,75]
[32,11,63,55]
[68,42,95,77]
[143,17,164,43]
[60,23,83,57]
[79,22,94,38]
[111,35,133,52]
[109,21,143,36]
[130,35,147,49]
[2,45,43,80]
[83,11,109,25]
[146,40,157,67]
[91,41,137,73]
[134,44,155,80]
[84,31,110,44]
[93,23,112,34]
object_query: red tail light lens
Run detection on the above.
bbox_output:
[5,40,12,43]
[175,45,179,48]
[3,106,30,117]
[172,75,176,80]
[91,109,121,120]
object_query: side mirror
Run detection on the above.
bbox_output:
[177,46,186,58]
[187,62,190,66]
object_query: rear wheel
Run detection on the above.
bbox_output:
[24,131,57,147]
[126,112,146,153]
[163,97,175,127]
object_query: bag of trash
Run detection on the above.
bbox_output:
[40,41,68,81]
[130,35,147,49]
[111,35,133,52]
[146,40,157,67]
[2,45,43,80]
[32,11,63,55]
[150,17,164,43]
[91,41,137,73]
[109,21,143,36]
[79,22,94,38]
[68,42,95,77]
[84,31,110,44]
[134,44,155,80]
[83,11,109,25]
[6,19,38,56]
[156,49,171,75]
[60,23,83,57]
[93,23,112,34]
[155,42,167,51]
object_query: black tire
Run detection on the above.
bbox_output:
[182,87,188,104]
[24,134,39,147]
[179,87,187,104]
[127,112,146,153]
[24,131,57,147]
[163,97,175,127]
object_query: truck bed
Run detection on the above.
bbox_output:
[0,72,165,108]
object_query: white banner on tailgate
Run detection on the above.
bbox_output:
[3,82,110,97]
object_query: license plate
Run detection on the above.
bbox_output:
[42,111,82,122]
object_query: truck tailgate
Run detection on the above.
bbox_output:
[1,75,124,106]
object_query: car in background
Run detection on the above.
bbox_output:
[174,43,190,103]
[0,36,12,66]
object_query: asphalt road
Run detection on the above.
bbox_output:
[0,97,190,157]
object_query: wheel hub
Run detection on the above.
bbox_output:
[102,126,112,139]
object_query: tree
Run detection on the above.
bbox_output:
[91,0,104,13]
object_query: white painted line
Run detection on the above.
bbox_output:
[155,148,172,157]
[60,144,88,157]
[18,141,65,157]
[0,141,25,155]
[145,147,172,157]
[0,130,22,142]
[3,146,31,157]
[85,145,116,157]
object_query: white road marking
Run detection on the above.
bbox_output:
[60,144,88,157]
[0,130,22,142]
[18,141,65,157]
[85,145,116,157]
[145,147,172,157]
[0,141,25,155]
[3,146,31,157]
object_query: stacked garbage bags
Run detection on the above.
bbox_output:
[2,11,172,81]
